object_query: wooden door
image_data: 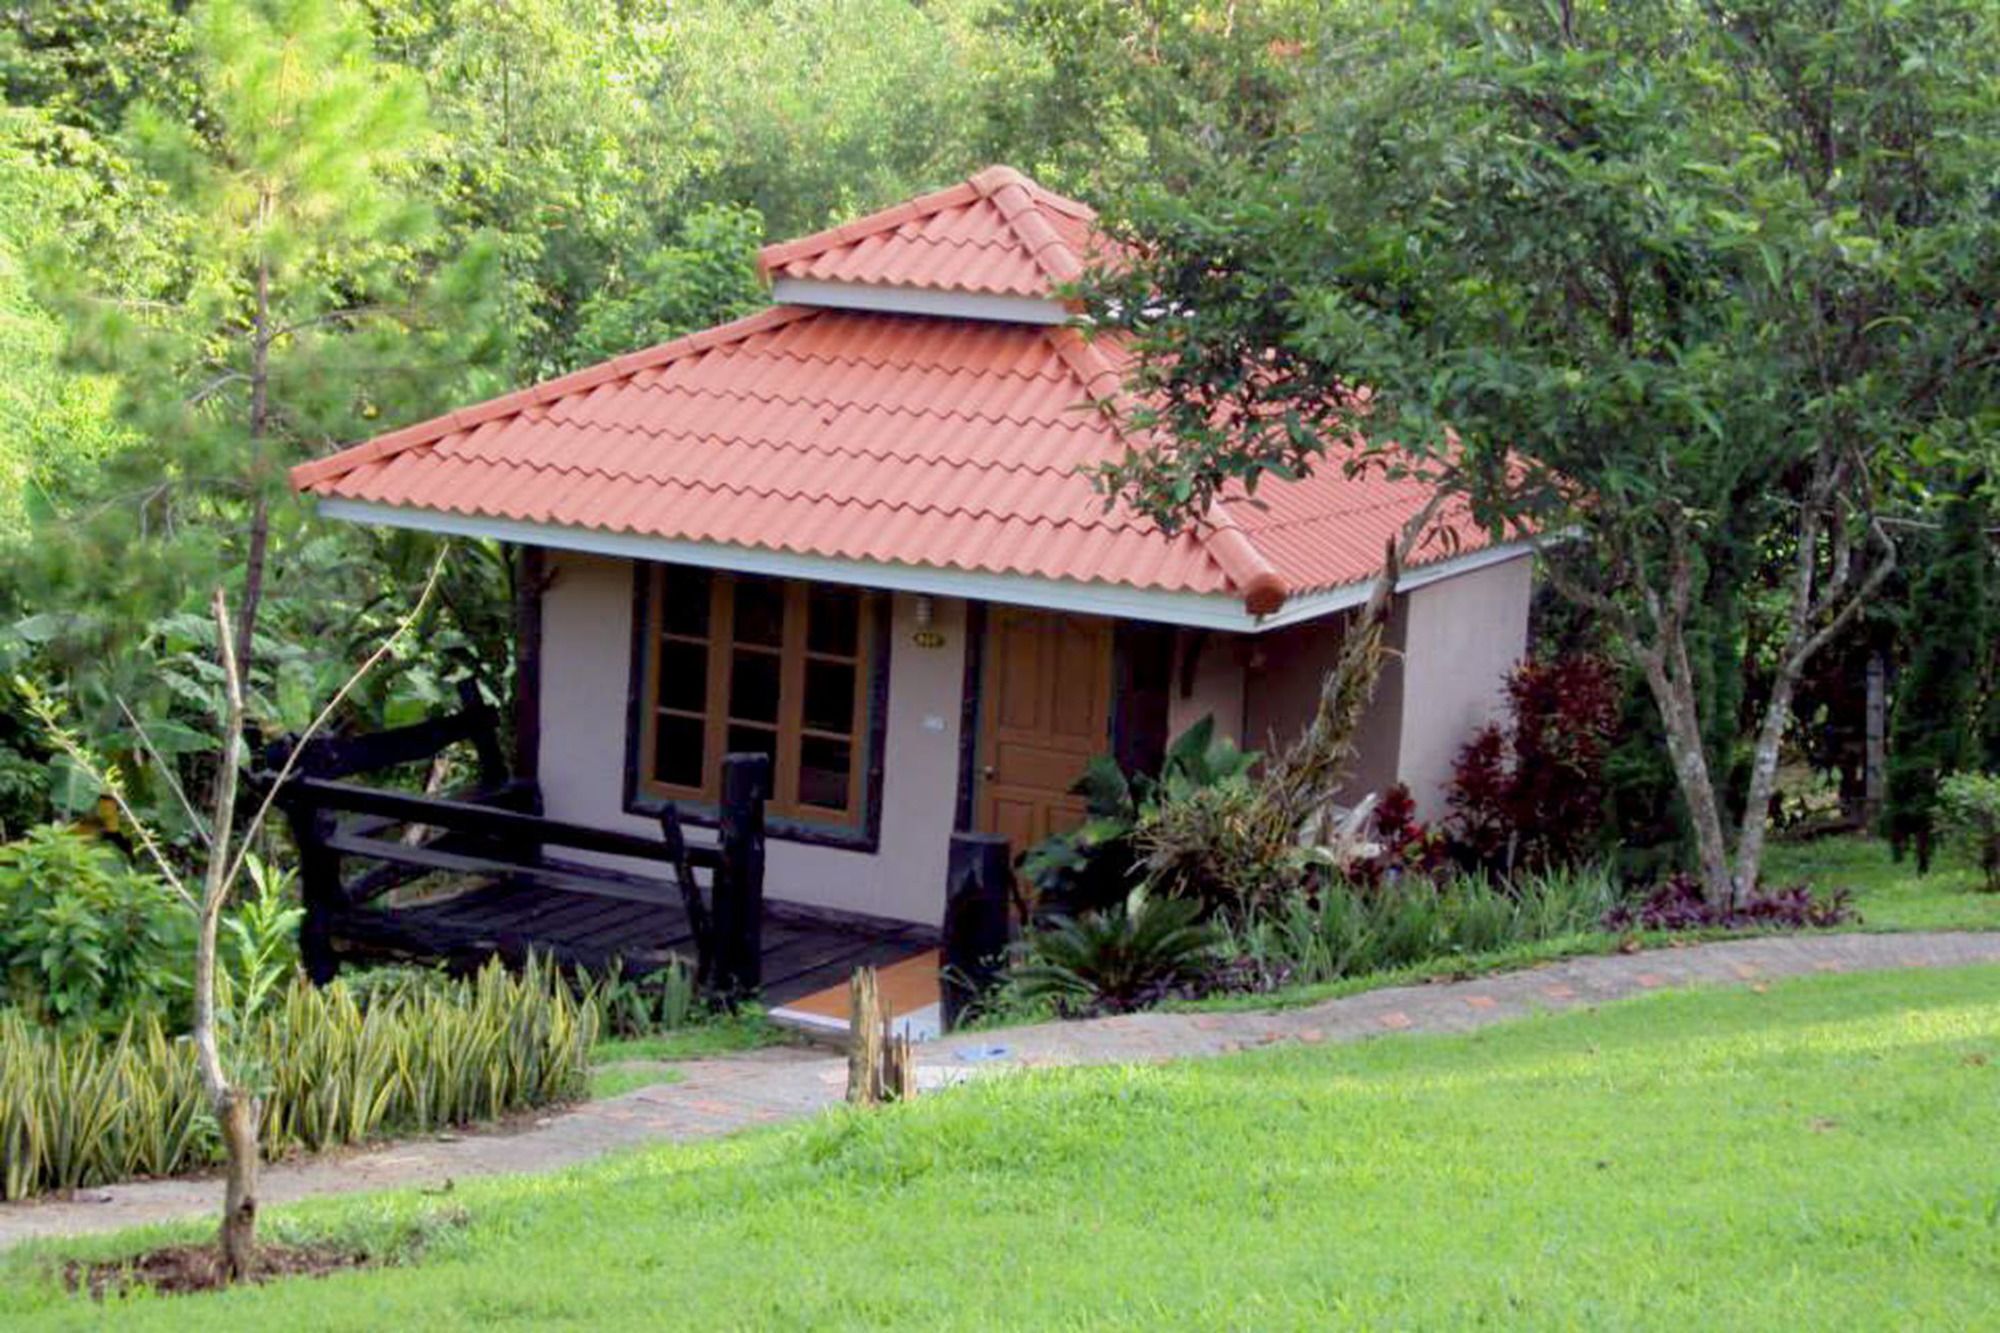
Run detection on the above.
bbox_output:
[975,607,1115,855]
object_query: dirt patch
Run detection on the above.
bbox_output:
[65,1241,375,1299]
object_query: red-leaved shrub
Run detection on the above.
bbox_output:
[1447,655,1621,872]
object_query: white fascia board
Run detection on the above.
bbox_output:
[314,498,1542,635]
[771,277,1071,326]
[315,498,1262,630]
[1246,538,1544,632]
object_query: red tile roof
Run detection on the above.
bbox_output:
[293,168,1504,617]
[757,165,1099,300]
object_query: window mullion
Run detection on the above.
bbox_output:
[703,573,732,802]
[773,581,807,817]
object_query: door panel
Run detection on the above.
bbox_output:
[975,608,1114,870]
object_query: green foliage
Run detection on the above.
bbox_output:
[1886,484,1993,868]
[1005,886,1220,1014]
[1020,715,1257,916]
[568,204,765,368]
[1935,773,2000,893]
[1082,0,2000,898]
[8,970,1994,1326]
[592,956,703,1039]
[0,825,188,1030]
[0,953,597,1200]
[1219,866,1619,989]
[220,854,305,1026]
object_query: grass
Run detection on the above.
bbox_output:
[586,1012,790,1099]
[588,1011,790,1064]
[7,964,1997,1329]
[1765,834,1999,931]
[585,1063,683,1100]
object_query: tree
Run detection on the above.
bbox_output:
[34,0,500,684]
[1885,481,1992,869]
[1081,0,2000,903]
[27,555,445,1280]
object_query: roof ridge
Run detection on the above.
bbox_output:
[290,305,815,491]
[1039,325,1283,612]
[968,166,1084,290]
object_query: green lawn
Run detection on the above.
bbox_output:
[8,965,1997,1329]
[587,1013,792,1098]
[1766,834,1999,931]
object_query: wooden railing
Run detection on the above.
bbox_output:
[255,685,768,998]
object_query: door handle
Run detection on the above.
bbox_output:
[982,765,996,779]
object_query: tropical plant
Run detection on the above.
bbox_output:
[1218,865,1621,991]
[1019,714,1258,917]
[0,824,188,1029]
[593,956,703,1038]
[0,953,597,1202]
[1006,887,1220,1015]
[1603,876,1855,933]
[217,854,303,1027]
[1935,772,2000,893]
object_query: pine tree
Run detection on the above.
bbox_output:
[1885,480,1992,870]
[30,0,500,681]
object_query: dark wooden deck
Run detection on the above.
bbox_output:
[326,874,939,1006]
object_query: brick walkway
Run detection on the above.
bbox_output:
[4,930,1995,1252]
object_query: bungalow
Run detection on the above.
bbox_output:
[291,166,1535,931]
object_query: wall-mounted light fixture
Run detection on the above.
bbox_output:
[911,593,944,648]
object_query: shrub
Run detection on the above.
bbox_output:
[1602,876,1856,932]
[595,956,703,1037]
[1220,865,1621,990]
[0,825,189,1030]
[0,954,597,1200]
[1936,772,2000,892]
[1005,888,1221,1016]
[1021,716,1258,918]
[1448,656,1621,871]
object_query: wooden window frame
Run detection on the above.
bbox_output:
[623,564,890,851]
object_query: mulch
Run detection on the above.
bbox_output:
[64,1241,375,1299]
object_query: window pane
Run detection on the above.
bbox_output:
[732,575,786,647]
[807,586,860,656]
[798,735,852,811]
[803,659,856,733]
[652,713,705,788]
[656,639,710,713]
[728,649,782,724]
[659,566,711,638]
[725,724,779,769]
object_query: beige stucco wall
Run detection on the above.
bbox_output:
[1167,631,1248,745]
[535,551,966,926]
[1242,600,1410,805]
[1395,555,1534,813]
[1162,553,1532,817]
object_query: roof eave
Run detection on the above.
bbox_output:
[309,497,1541,634]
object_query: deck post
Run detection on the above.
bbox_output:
[280,796,347,986]
[941,833,1013,1030]
[714,752,770,1001]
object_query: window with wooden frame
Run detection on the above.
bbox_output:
[636,567,881,831]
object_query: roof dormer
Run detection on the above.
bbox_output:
[756,165,1098,325]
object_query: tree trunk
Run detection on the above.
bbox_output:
[1636,641,1736,905]
[218,1090,262,1281]
[1863,651,1886,828]
[1733,662,1801,899]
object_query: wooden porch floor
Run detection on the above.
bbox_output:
[326,877,939,1007]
